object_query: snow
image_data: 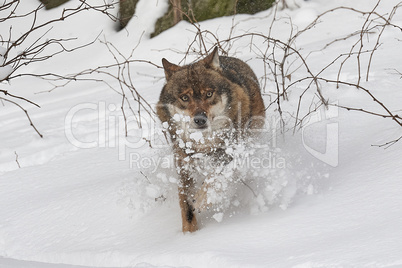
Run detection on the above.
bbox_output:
[1,0,402,267]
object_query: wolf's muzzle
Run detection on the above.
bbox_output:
[194,112,208,128]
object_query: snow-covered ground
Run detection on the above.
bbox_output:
[1,0,402,267]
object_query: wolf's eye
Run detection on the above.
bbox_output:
[180,95,189,102]
[206,91,214,98]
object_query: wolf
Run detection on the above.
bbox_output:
[156,47,265,232]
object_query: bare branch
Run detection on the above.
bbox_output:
[0,0,118,137]
[0,97,43,138]
[0,89,40,107]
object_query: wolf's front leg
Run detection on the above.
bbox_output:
[178,186,198,232]
[193,183,210,212]
[174,148,198,232]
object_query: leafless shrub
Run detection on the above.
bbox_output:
[1,0,401,149]
[47,35,160,136]
[0,0,118,137]
[171,0,402,147]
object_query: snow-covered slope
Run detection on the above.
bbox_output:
[1,0,401,267]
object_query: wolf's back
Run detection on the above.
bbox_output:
[219,56,260,90]
[219,56,265,121]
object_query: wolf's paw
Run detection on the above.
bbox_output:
[193,188,211,212]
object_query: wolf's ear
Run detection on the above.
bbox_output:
[162,58,180,80]
[203,47,221,70]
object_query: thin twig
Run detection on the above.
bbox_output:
[14,151,21,168]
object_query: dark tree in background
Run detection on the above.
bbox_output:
[119,0,139,29]
[38,0,275,35]
[39,0,70,9]
[237,0,274,14]
[38,0,139,29]
[152,0,275,37]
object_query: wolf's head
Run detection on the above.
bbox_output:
[157,48,235,140]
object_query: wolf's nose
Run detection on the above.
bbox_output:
[194,112,207,127]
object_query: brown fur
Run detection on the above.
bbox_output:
[157,47,265,232]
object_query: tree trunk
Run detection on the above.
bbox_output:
[172,0,183,25]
